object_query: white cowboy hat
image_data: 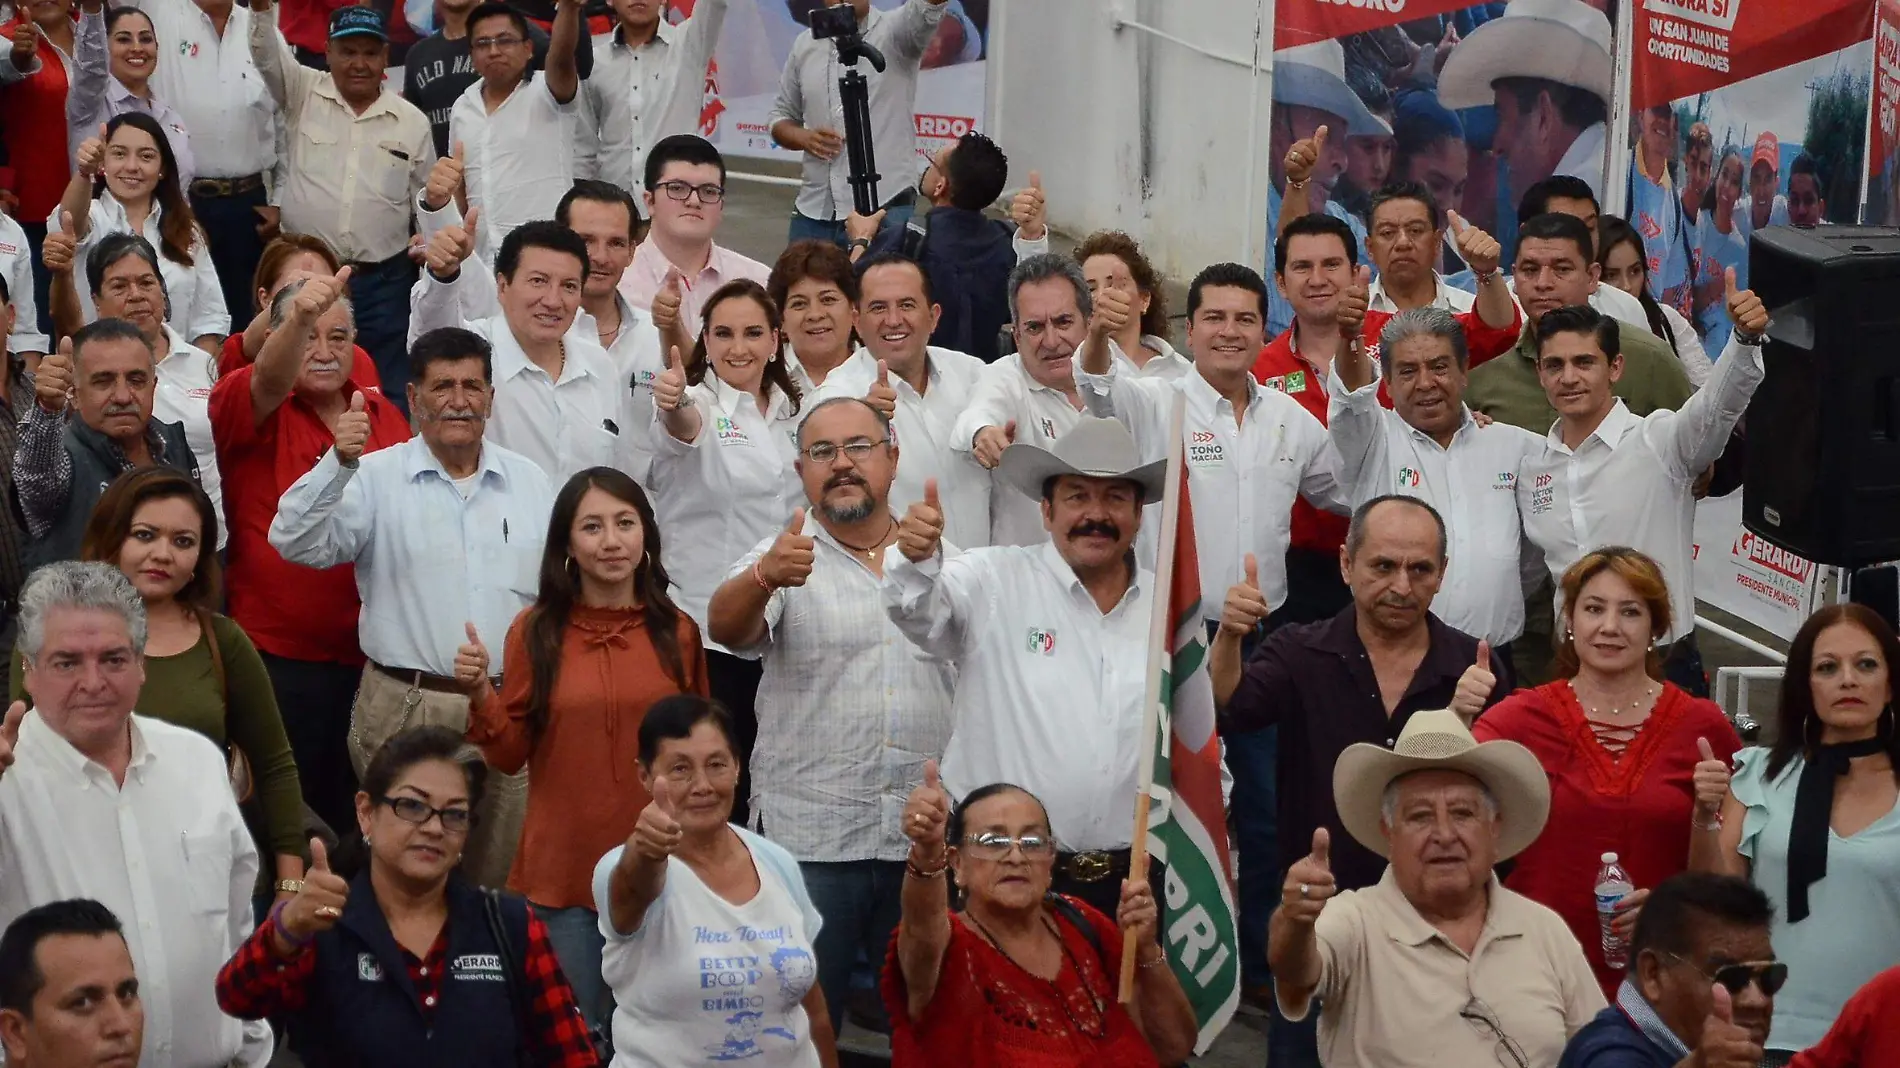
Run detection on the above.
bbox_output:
[1436,0,1614,111]
[1332,708,1551,861]
[998,417,1166,504]
[1273,40,1393,139]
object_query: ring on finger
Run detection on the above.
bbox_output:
[1298,883,1310,899]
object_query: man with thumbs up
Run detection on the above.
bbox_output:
[1357,182,1521,373]
[706,396,953,1033]
[1558,872,1777,1068]
[0,561,272,1068]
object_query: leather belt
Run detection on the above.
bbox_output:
[188,173,265,198]
[370,660,499,695]
[1055,848,1131,884]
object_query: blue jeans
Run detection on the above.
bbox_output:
[799,859,905,1034]
[347,254,419,416]
[1269,993,1323,1067]
[533,904,612,1032]
[786,195,916,248]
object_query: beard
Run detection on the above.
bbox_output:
[820,497,876,524]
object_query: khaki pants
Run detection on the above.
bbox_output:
[349,664,526,890]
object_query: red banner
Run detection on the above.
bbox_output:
[1877,0,1900,177]
[1274,0,1477,48]
[1632,0,1875,109]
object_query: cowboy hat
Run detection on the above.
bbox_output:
[1333,708,1550,861]
[1437,0,1614,111]
[1273,40,1393,139]
[998,416,1166,504]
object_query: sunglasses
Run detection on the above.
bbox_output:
[1666,954,1789,996]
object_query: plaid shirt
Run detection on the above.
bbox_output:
[12,400,181,541]
[0,356,33,606]
[216,912,599,1068]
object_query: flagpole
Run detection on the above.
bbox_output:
[1119,391,1189,1004]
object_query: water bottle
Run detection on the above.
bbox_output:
[1595,852,1635,969]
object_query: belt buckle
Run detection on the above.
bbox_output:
[1066,851,1113,883]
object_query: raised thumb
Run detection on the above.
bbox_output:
[1724,266,1738,300]
[465,621,480,645]
[334,264,354,287]
[310,837,331,873]
[1355,264,1372,288]
[59,208,73,231]
[649,774,676,815]
[785,507,806,534]
[1476,639,1491,670]
[1314,124,1330,150]
[923,758,940,789]
[668,345,684,372]
[463,205,481,236]
[1697,736,1716,762]
[57,335,73,359]
[1312,826,1331,864]
[1243,552,1259,589]
[1710,982,1733,1024]
[876,359,889,386]
[450,139,464,162]
[1003,419,1018,441]
[923,477,941,510]
[1029,169,1042,190]
[1447,208,1468,233]
[349,390,366,413]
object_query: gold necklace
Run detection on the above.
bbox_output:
[832,518,896,560]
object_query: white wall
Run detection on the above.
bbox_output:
[988,0,1277,282]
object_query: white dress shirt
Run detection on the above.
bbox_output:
[767,0,944,221]
[1080,358,1341,619]
[54,194,231,341]
[125,0,283,185]
[584,2,727,196]
[1368,272,1476,315]
[154,324,226,547]
[809,345,994,550]
[409,269,636,485]
[447,71,581,261]
[269,438,554,674]
[1127,335,1193,380]
[1520,334,1762,643]
[66,9,198,188]
[948,353,1089,548]
[647,377,801,649]
[578,294,664,484]
[726,516,954,862]
[1326,368,1543,644]
[0,213,46,355]
[250,8,434,263]
[882,541,1150,851]
[0,712,269,1068]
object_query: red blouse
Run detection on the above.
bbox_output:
[1473,681,1742,999]
[882,899,1159,1068]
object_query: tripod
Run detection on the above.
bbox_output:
[809,5,888,216]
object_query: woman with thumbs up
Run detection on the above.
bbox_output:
[216,725,603,1068]
[1473,547,1739,1000]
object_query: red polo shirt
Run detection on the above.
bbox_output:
[1361,301,1522,396]
[0,19,75,224]
[1253,329,1347,555]
[210,365,411,664]
[217,333,384,390]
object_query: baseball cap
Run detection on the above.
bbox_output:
[1752,131,1779,173]
[329,6,388,41]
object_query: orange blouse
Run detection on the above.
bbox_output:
[467,604,708,910]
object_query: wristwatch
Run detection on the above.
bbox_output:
[848,237,872,253]
[275,879,305,895]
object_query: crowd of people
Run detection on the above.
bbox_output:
[0,0,1897,1067]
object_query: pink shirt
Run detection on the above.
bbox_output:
[616,238,771,335]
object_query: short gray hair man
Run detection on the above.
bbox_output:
[1377,306,1469,380]
[17,562,148,666]
[1008,253,1093,323]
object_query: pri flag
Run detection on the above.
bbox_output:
[1138,420,1239,1053]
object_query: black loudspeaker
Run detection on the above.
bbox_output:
[1742,225,1900,567]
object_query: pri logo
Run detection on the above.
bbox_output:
[357,954,384,982]
[1396,467,1422,488]
[1025,628,1056,655]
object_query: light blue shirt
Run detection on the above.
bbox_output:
[268,437,555,675]
[1732,746,1900,1052]
[1265,185,1370,339]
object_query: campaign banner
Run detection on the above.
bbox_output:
[689,0,988,167]
[1274,0,1479,51]
[1867,0,1900,223]
[1692,492,1823,642]
[1631,0,1875,111]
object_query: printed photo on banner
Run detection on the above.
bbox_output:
[1629,0,1873,351]
[1266,0,1617,336]
[690,0,988,165]
[1868,0,1900,223]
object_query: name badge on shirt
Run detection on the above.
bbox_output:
[714,416,753,447]
[358,954,385,981]
[1530,474,1555,515]
[1493,471,1517,491]
[452,954,505,982]
[1025,628,1056,655]
[1188,429,1225,467]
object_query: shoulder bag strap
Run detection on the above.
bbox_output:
[482,888,536,1067]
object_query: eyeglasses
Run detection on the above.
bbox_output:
[470,34,525,51]
[1459,996,1530,1068]
[961,832,1057,860]
[1665,954,1789,996]
[801,438,887,465]
[656,180,726,204]
[378,795,475,833]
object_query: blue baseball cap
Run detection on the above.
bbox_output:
[329,6,388,42]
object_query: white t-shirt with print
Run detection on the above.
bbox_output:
[594,826,824,1068]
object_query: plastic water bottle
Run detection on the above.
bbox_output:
[1595,852,1635,969]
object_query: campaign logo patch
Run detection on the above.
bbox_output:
[1025,628,1056,655]
[452,954,506,982]
[1262,370,1309,395]
[1494,471,1517,490]
[1530,487,1555,515]
[1039,417,1056,439]
[1397,467,1422,488]
[714,416,752,446]
[1188,429,1224,466]
[358,954,384,981]
[1535,472,1553,489]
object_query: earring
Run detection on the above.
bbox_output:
[363,834,372,847]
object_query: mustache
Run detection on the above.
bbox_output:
[102,403,143,418]
[420,406,479,423]
[824,473,866,492]
[1068,521,1120,541]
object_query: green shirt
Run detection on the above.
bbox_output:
[12,613,305,857]
[1466,317,1696,434]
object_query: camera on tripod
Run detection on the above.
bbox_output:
[805,3,887,216]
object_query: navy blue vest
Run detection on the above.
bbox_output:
[296,872,529,1068]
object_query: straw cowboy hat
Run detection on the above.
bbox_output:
[998,416,1166,503]
[1273,40,1392,139]
[1333,708,1551,861]
[1436,0,1615,111]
